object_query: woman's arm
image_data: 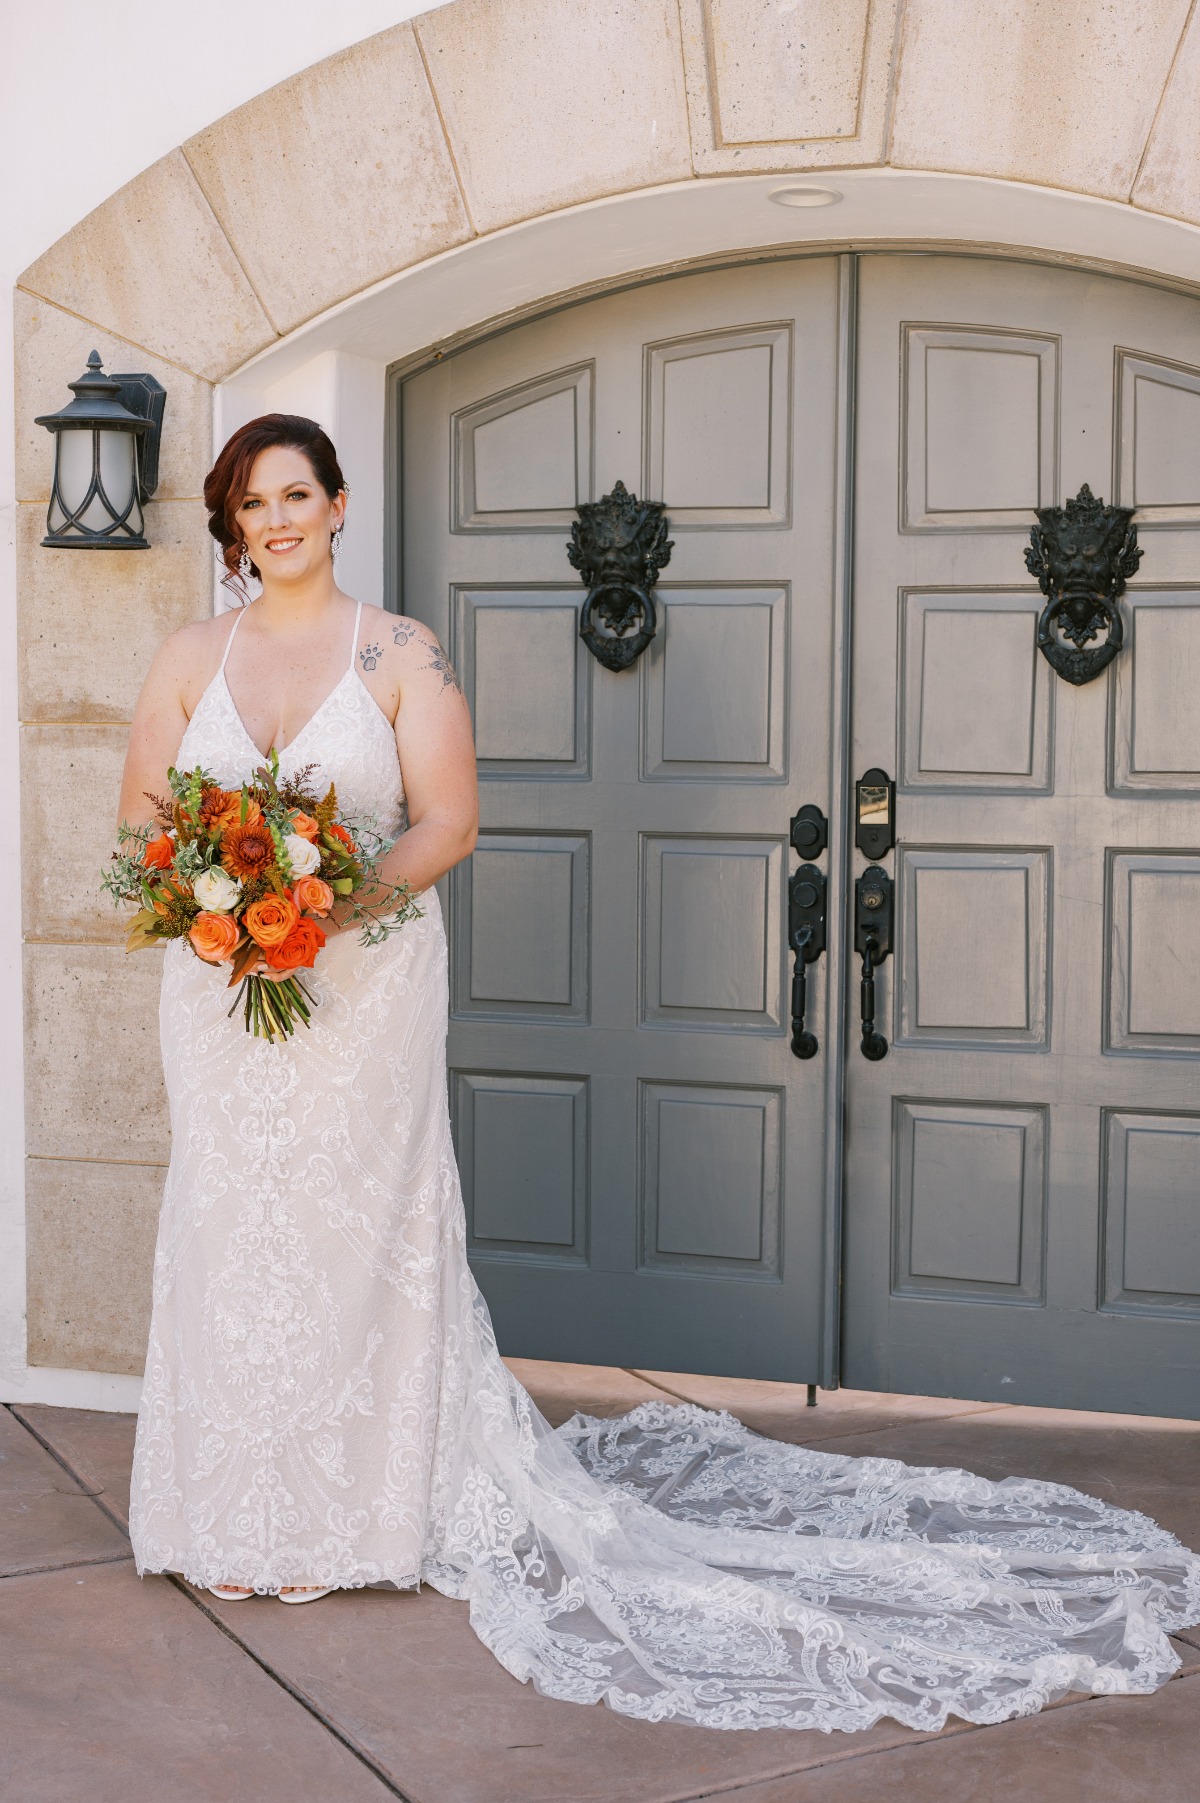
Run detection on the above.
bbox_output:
[371,626,478,897]
[115,623,210,834]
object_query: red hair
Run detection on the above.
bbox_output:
[203,413,347,599]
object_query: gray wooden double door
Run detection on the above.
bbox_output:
[401,254,1200,1417]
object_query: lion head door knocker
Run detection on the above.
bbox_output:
[1025,484,1142,686]
[567,481,673,672]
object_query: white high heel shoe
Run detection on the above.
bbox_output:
[277,1584,336,1605]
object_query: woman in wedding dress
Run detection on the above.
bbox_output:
[121,412,1199,1733]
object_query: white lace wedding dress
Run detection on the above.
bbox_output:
[129,604,1200,1734]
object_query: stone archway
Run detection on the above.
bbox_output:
[11,0,1200,1403]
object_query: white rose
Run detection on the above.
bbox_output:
[193,866,242,912]
[284,833,322,877]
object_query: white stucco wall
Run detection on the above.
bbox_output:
[1,0,455,1407]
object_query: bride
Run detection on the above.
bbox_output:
[120,412,1199,1733]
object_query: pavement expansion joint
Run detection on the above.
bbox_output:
[7,1403,129,1535]
[166,1573,419,1802]
[1,1551,134,1581]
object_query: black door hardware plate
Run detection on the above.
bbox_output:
[855,768,895,861]
[787,864,826,1060]
[854,865,893,1062]
[790,804,828,861]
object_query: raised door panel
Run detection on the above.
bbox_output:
[453,364,593,529]
[641,586,787,780]
[644,325,792,525]
[1101,1111,1200,1315]
[453,832,589,1022]
[902,326,1058,530]
[896,848,1050,1049]
[639,1082,781,1276]
[892,1100,1046,1303]
[454,587,591,778]
[1116,350,1200,524]
[456,1073,589,1263]
[1106,852,1200,1055]
[899,590,1053,791]
[1109,591,1200,794]
[641,835,784,1033]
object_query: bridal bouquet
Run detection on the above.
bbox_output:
[103,755,421,1041]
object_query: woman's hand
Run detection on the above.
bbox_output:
[252,899,354,980]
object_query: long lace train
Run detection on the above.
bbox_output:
[128,607,1200,1734]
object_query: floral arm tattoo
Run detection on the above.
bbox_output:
[423,639,462,694]
[389,618,463,694]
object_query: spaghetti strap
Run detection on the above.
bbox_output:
[348,600,363,673]
[218,605,248,673]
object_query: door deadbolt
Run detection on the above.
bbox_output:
[855,768,895,861]
[790,804,828,861]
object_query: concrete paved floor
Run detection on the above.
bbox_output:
[2,1363,1198,1803]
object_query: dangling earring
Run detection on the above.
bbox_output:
[236,542,252,582]
[331,525,343,560]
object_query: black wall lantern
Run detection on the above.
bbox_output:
[35,351,166,549]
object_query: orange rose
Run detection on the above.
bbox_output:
[262,917,326,972]
[324,821,355,852]
[292,876,334,917]
[143,833,174,870]
[244,892,300,949]
[190,911,240,964]
[290,812,321,843]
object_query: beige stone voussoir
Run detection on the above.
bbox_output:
[25,1157,162,1374]
[416,0,692,234]
[680,0,899,175]
[890,0,1192,200]
[17,500,211,725]
[184,25,472,338]
[24,942,170,1165]
[21,725,131,944]
[1134,7,1200,226]
[14,291,212,506]
[18,149,275,382]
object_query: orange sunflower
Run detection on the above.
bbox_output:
[220,819,276,883]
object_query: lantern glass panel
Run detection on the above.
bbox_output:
[50,428,142,537]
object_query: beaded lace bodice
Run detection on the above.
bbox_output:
[175,601,407,838]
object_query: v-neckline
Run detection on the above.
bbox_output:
[220,664,354,763]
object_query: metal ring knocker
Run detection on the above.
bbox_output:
[567,483,673,674]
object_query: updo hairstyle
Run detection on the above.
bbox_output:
[203,413,347,599]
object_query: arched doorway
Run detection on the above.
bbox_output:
[398,250,1200,1417]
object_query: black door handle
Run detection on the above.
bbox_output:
[855,866,893,1061]
[788,863,826,1059]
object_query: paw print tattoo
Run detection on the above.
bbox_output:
[392,620,418,645]
[424,640,462,694]
[359,642,383,672]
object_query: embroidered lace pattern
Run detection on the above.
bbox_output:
[128,626,1200,1732]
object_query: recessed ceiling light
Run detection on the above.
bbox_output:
[768,187,842,208]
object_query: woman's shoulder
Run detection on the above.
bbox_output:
[151,610,239,705]
[354,603,447,673]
